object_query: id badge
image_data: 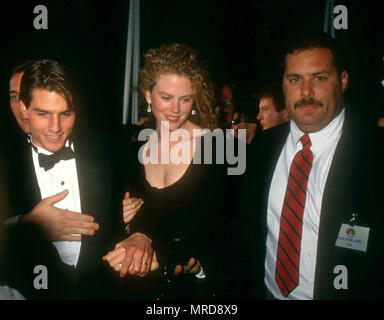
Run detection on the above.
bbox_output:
[335,223,370,252]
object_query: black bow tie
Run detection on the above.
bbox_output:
[38,147,75,171]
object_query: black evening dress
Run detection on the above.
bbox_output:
[125,136,227,300]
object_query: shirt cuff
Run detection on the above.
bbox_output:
[0,286,26,300]
[195,265,206,279]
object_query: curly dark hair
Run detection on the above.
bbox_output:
[138,43,217,130]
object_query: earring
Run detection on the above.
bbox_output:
[191,109,196,116]
[146,103,152,113]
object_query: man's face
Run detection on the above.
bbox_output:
[9,72,29,133]
[220,84,233,103]
[21,88,75,152]
[257,96,287,130]
[283,48,348,133]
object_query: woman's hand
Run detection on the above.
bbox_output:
[102,232,158,277]
[173,257,201,276]
[123,192,144,223]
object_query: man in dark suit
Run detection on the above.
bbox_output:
[1,59,121,299]
[242,33,383,300]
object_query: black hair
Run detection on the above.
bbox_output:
[19,59,76,110]
[254,84,285,112]
[281,32,346,77]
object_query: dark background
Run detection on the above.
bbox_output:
[1,0,383,134]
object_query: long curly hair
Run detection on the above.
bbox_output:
[137,43,217,130]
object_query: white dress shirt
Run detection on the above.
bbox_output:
[31,139,82,267]
[0,285,25,300]
[264,108,345,300]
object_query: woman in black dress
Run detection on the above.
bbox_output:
[105,43,227,299]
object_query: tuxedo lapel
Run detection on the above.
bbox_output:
[24,146,42,208]
[72,134,112,277]
[8,136,42,216]
[75,142,103,223]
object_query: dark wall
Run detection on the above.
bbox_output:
[1,0,383,133]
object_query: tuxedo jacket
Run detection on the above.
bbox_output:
[2,131,120,299]
[241,108,383,299]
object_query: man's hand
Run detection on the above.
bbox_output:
[20,189,99,241]
[103,232,157,277]
[122,192,144,224]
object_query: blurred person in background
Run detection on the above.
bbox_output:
[9,62,31,134]
[256,84,289,131]
[215,82,236,129]
[231,107,259,144]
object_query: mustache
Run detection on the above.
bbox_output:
[294,98,323,109]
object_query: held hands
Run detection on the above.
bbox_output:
[103,234,201,278]
[103,232,157,277]
[20,189,99,241]
[123,192,144,224]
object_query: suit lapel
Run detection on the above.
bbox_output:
[250,114,373,299]
[260,123,291,210]
[313,110,363,299]
[246,123,290,297]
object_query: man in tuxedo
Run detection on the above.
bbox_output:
[243,33,383,299]
[1,59,122,299]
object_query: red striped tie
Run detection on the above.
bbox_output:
[275,134,313,297]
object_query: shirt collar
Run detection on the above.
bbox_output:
[28,135,72,155]
[289,107,345,154]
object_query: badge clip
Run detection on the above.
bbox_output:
[348,212,358,226]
